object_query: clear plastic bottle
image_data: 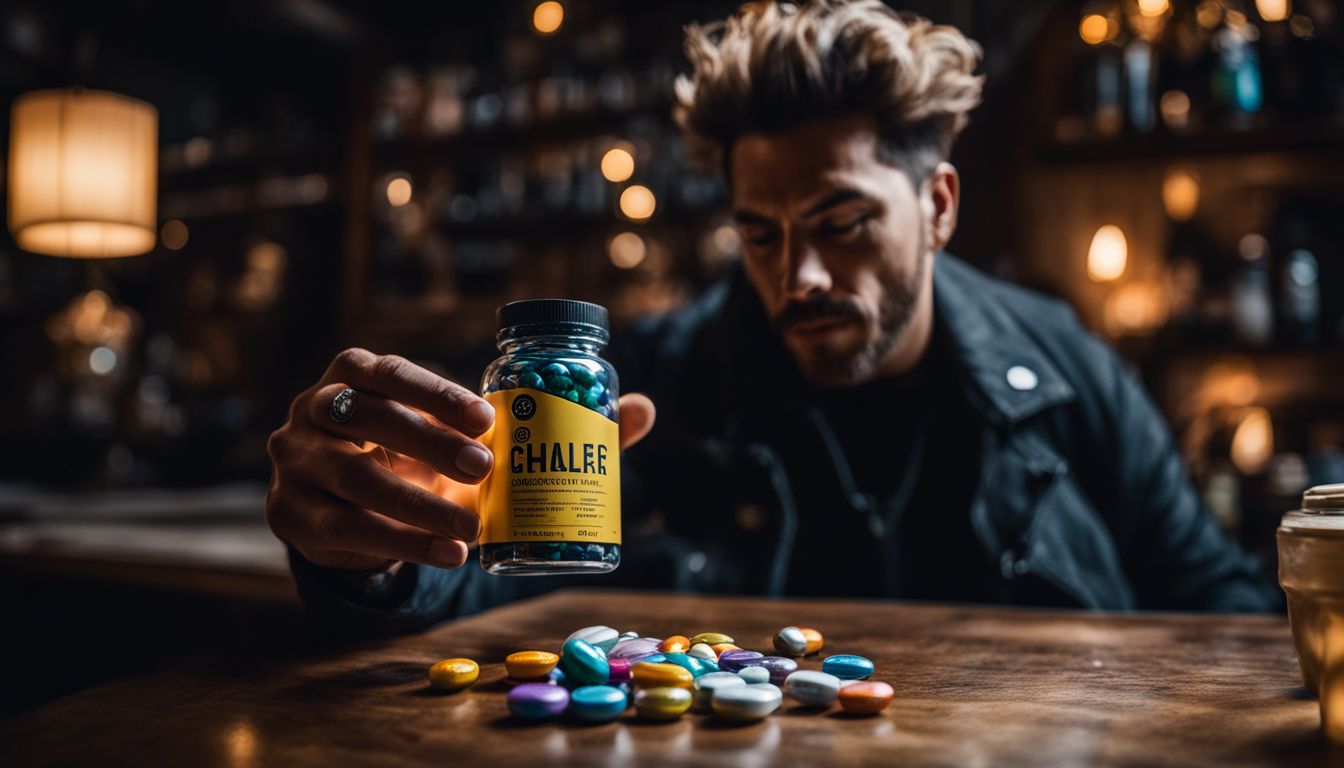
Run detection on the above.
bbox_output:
[477,299,621,575]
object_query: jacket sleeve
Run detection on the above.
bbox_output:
[287,546,547,636]
[1094,341,1281,612]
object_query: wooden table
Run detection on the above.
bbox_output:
[6,589,1330,767]
[0,482,293,604]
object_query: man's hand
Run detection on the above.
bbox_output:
[266,348,655,572]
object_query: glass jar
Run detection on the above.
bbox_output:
[477,299,621,575]
[1279,483,1344,742]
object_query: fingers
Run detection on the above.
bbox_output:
[285,439,481,544]
[267,486,469,570]
[324,348,494,436]
[617,392,656,450]
[306,383,492,483]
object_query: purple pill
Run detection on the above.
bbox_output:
[608,638,660,663]
[717,650,765,673]
[749,656,799,685]
[608,657,632,684]
[508,683,570,721]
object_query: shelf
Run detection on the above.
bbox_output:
[421,207,723,240]
[373,101,672,167]
[1037,120,1344,165]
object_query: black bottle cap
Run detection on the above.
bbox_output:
[497,299,609,340]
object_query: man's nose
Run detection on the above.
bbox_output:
[782,240,831,299]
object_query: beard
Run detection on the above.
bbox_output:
[773,232,929,388]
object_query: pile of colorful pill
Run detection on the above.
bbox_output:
[426,625,895,724]
[485,359,615,420]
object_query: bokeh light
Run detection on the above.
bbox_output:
[386,177,412,207]
[619,185,656,221]
[600,145,635,183]
[533,2,564,34]
[608,232,646,269]
[1087,224,1127,281]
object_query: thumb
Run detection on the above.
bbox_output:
[617,393,655,450]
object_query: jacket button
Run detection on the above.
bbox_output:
[1000,550,1031,579]
[1006,365,1038,391]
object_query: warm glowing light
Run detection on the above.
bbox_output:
[1162,168,1200,222]
[1138,0,1170,17]
[1255,0,1290,21]
[1087,225,1127,281]
[619,185,656,221]
[1159,90,1191,130]
[1079,14,1110,44]
[600,145,635,183]
[533,1,564,34]
[225,720,258,768]
[608,231,646,269]
[8,88,158,258]
[1231,407,1274,475]
[386,177,412,206]
[1197,0,1224,29]
[1103,281,1169,336]
[161,220,189,250]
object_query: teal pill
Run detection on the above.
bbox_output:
[580,390,600,409]
[540,363,570,379]
[595,367,609,385]
[821,654,874,680]
[737,666,770,685]
[663,653,717,678]
[569,685,627,722]
[571,365,596,387]
[564,389,580,403]
[546,375,574,394]
[560,638,610,687]
[520,371,545,389]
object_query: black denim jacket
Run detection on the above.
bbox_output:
[290,255,1280,634]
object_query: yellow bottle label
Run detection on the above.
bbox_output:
[478,389,621,545]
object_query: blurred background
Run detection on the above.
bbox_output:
[1,0,1341,714]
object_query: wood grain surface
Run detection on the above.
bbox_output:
[6,589,1333,767]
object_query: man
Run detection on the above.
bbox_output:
[265,0,1277,634]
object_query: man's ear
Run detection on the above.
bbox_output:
[925,162,960,251]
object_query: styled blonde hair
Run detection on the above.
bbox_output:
[674,0,984,181]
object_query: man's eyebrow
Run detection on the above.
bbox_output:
[800,188,870,218]
[732,208,775,226]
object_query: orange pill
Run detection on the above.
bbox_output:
[799,627,825,655]
[710,642,741,657]
[631,661,694,689]
[837,681,894,714]
[659,635,690,654]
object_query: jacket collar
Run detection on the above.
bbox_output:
[933,254,1075,427]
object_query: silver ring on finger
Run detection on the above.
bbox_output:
[329,387,357,424]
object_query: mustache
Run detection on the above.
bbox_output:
[774,294,866,333]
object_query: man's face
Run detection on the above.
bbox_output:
[730,114,940,387]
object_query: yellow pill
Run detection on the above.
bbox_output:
[506,650,559,680]
[635,686,693,720]
[689,632,735,646]
[428,658,479,691]
[710,643,741,657]
[631,661,694,689]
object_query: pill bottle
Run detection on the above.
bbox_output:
[1279,483,1344,742]
[477,299,621,575]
